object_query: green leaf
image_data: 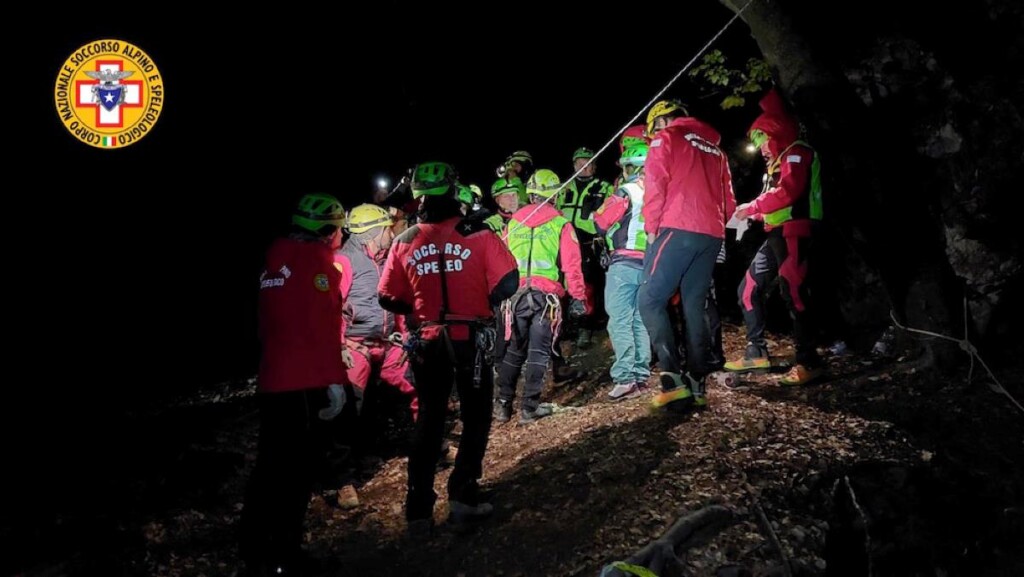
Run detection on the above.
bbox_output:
[722,95,746,109]
[747,58,772,83]
[740,79,763,94]
[688,51,772,114]
[705,49,726,65]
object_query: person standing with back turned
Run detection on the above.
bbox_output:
[378,162,518,535]
[638,100,736,412]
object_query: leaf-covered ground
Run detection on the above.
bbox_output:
[9,325,1023,576]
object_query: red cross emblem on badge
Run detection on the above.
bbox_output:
[76,60,143,128]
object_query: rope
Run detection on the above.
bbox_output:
[889,297,1024,416]
[600,561,660,577]
[843,475,874,577]
[501,0,758,241]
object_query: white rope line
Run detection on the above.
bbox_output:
[501,0,758,241]
[889,298,1024,416]
[843,476,874,577]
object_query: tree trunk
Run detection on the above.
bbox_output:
[717,0,996,365]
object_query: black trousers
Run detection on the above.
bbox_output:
[638,229,722,378]
[671,279,725,370]
[551,296,572,374]
[240,388,329,567]
[498,290,557,412]
[737,226,820,366]
[578,232,607,330]
[406,336,493,521]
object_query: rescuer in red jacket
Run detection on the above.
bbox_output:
[378,162,519,535]
[241,192,348,576]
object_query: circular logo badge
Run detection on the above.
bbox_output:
[314,274,330,292]
[54,39,164,149]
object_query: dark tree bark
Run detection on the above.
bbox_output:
[602,505,734,577]
[719,0,1024,362]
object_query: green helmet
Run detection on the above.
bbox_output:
[572,147,596,161]
[411,161,458,199]
[526,169,561,199]
[620,135,647,150]
[619,143,649,167]
[456,183,475,205]
[491,176,525,198]
[749,128,769,148]
[292,193,346,234]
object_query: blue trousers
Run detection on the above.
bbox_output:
[605,262,651,385]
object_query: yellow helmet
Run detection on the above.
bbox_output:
[526,169,562,199]
[346,204,393,234]
[645,99,688,136]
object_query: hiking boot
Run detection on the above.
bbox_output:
[519,404,554,424]
[576,329,593,350]
[608,383,642,401]
[493,399,513,423]
[446,500,494,528]
[686,371,707,398]
[651,372,694,409]
[724,342,771,373]
[779,364,825,386]
[406,517,435,538]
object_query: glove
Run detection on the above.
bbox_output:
[341,348,355,368]
[569,299,587,319]
[581,192,604,219]
[318,384,347,421]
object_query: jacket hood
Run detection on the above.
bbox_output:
[666,116,722,145]
[749,88,800,156]
[511,202,563,227]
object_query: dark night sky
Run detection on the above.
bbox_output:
[32,5,762,398]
